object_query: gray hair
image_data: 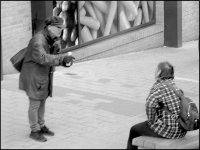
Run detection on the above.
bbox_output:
[156,61,174,80]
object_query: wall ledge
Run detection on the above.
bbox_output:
[73,24,164,61]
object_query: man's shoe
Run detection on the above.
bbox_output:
[40,126,55,136]
[30,131,47,142]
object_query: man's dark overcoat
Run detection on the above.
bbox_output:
[19,28,64,100]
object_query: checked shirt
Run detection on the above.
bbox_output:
[146,79,187,139]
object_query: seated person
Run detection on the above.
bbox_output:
[126,61,187,149]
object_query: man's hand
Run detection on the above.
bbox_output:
[62,55,75,67]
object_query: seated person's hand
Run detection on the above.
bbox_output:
[62,55,75,67]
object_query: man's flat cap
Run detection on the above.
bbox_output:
[45,16,65,28]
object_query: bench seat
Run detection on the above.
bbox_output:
[132,130,199,149]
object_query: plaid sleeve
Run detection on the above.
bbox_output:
[145,87,161,123]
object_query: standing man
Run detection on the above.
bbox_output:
[19,16,75,142]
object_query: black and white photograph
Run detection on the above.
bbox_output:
[1,1,199,149]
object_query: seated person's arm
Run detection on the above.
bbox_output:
[145,88,161,123]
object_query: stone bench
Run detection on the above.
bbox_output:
[132,130,199,149]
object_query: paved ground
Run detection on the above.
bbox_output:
[1,40,199,149]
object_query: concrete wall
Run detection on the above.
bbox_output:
[1,1,32,75]
[73,1,164,62]
[182,1,199,42]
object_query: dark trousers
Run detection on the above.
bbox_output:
[127,121,162,149]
